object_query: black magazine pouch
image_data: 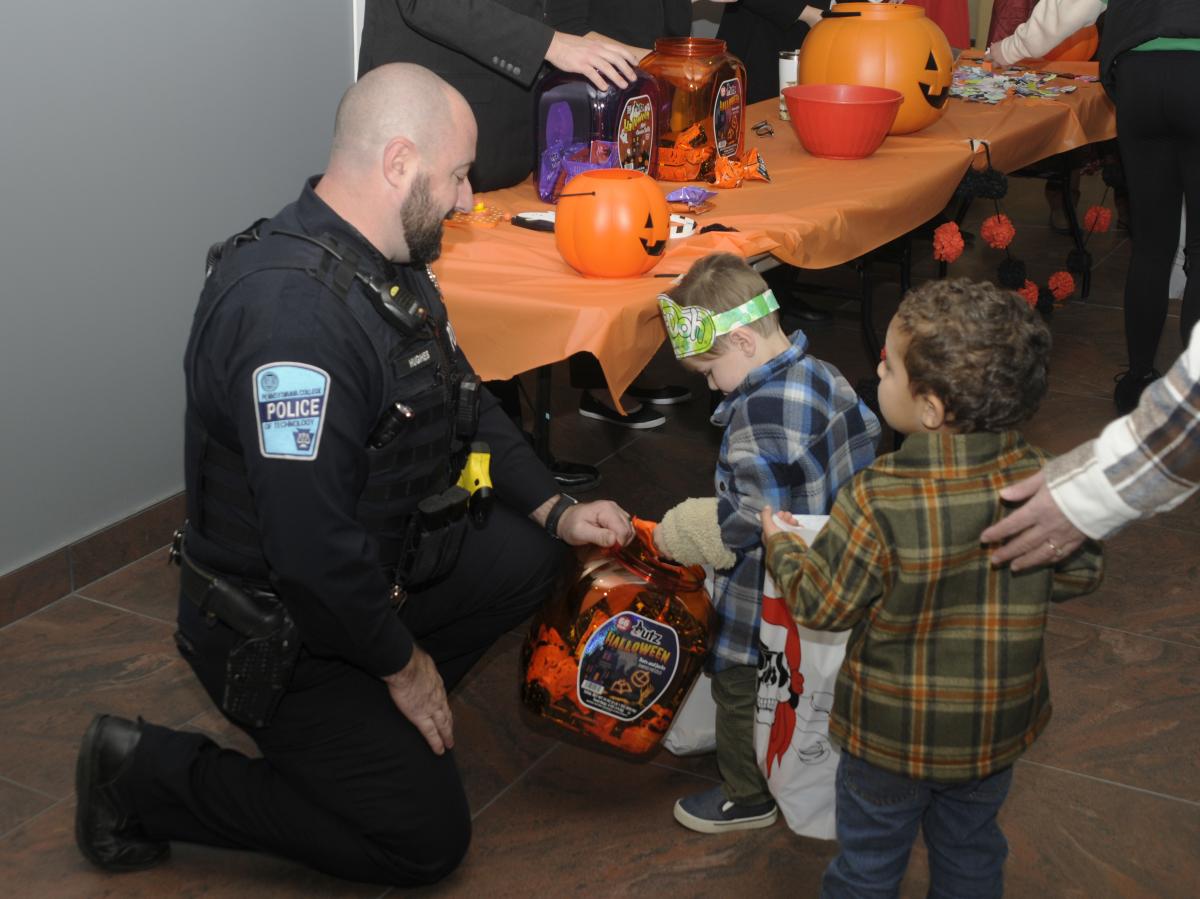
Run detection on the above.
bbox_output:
[400,485,470,587]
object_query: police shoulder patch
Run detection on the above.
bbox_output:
[253,362,330,460]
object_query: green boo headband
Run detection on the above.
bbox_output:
[658,289,780,359]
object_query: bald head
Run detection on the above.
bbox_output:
[316,63,477,262]
[330,63,472,168]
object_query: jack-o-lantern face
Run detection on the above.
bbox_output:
[640,212,667,256]
[918,51,950,109]
[797,2,954,135]
[555,169,670,278]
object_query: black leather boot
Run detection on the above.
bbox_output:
[75,714,170,871]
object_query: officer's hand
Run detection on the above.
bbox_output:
[546,31,639,90]
[383,648,454,755]
[559,500,635,548]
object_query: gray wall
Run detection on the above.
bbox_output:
[0,1,354,574]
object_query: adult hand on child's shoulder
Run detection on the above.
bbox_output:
[981,472,1087,571]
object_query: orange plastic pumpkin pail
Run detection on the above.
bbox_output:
[554,169,670,279]
[1042,25,1099,63]
[797,2,953,135]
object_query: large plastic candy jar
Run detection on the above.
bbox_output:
[798,2,953,135]
[641,38,747,169]
[521,519,713,758]
[534,68,662,203]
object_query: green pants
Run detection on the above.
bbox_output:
[713,664,771,804]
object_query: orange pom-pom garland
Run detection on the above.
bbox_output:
[980,214,1016,250]
[1017,280,1039,308]
[1083,205,1112,234]
[933,222,965,263]
[1048,270,1075,302]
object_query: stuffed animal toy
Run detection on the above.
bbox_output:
[655,497,737,570]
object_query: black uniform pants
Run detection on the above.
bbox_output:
[1115,51,1200,373]
[120,504,564,887]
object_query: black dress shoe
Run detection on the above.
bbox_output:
[75,715,169,872]
[549,456,601,492]
[578,392,666,429]
[1113,367,1160,416]
[625,384,692,406]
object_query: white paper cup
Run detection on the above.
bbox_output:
[778,50,800,120]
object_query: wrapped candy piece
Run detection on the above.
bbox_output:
[447,200,508,229]
[561,141,619,185]
[540,141,620,203]
[656,123,715,183]
[539,141,587,203]
[712,148,770,190]
[666,187,718,207]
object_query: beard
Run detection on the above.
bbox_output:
[400,173,449,265]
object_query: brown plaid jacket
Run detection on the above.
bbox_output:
[765,431,1104,782]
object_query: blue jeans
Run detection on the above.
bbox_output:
[821,753,1014,899]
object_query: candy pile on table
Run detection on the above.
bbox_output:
[951,65,1089,104]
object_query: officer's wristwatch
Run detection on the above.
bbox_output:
[544,494,579,540]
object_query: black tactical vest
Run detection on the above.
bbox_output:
[185,221,468,576]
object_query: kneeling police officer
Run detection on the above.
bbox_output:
[73,63,633,887]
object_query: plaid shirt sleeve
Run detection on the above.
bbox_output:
[764,479,885,632]
[1050,540,1105,602]
[710,356,876,670]
[1045,321,1200,539]
[720,421,803,553]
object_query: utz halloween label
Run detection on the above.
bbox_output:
[712,78,743,158]
[577,612,679,721]
[617,94,654,173]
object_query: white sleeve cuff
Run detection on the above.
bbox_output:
[1047,452,1139,539]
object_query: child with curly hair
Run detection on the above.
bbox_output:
[762,279,1105,898]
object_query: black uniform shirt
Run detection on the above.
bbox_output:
[184,178,558,677]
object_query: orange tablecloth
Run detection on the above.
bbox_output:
[433,75,1115,398]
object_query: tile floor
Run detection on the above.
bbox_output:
[1,176,1197,898]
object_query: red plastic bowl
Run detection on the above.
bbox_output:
[782,84,903,160]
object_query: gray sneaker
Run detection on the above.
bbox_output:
[673,785,778,834]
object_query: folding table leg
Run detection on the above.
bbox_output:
[532,365,553,461]
[529,365,601,492]
[858,261,882,364]
[1059,178,1092,299]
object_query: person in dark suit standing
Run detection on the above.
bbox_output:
[586,0,694,51]
[358,1,642,192]
[359,1,650,460]
[717,1,832,104]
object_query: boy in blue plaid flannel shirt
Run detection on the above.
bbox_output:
[655,253,880,832]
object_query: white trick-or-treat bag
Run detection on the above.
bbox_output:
[754,513,846,840]
[663,513,847,839]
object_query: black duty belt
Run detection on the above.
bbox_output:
[176,544,289,639]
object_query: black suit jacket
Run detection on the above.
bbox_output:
[359,0,588,191]
[586,0,693,50]
[716,0,831,105]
